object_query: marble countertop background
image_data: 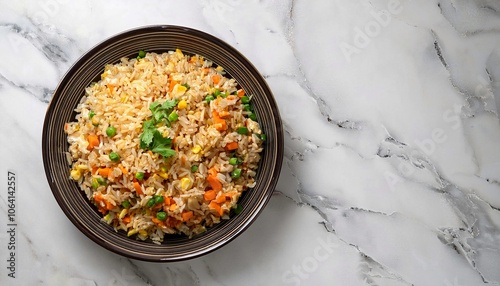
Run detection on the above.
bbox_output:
[1,0,500,285]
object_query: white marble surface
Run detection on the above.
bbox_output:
[1,0,500,285]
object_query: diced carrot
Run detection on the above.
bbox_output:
[182,211,193,221]
[91,165,98,174]
[209,201,224,216]
[237,89,245,98]
[226,95,236,101]
[163,195,173,206]
[105,201,114,210]
[212,74,221,85]
[94,193,113,210]
[97,167,112,177]
[122,216,131,224]
[118,164,128,175]
[203,67,210,73]
[207,175,222,192]
[204,189,217,201]
[224,142,238,151]
[212,111,227,131]
[168,75,178,92]
[133,181,143,195]
[93,193,103,203]
[87,134,100,151]
[215,195,227,204]
[107,84,115,93]
[208,167,218,177]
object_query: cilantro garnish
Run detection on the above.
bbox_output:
[139,100,178,158]
[149,100,177,125]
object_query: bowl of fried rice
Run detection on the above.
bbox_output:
[42,25,283,261]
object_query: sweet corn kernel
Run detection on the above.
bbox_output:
[176,48,183,57]
[216,66,224,72]
[120,96,128,103]
[177,100,188,109]
[139,230,148,237]
[76,164,88,171]
[127,229,138,237]
[162,130,169,137]
[191,145,202,154]
[70,169,81,181]
[180,177,192,190]
[159,172,169,179]
[91,116,100,126]
[177,85,187,93]
[119,208,128,219]
[171,84,187,97]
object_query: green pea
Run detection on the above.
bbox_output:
[106,126,116,137]
[96,177,107,186]
[249,113,257,121]
[157,211,167,221]
[233,204,243,214]
[109,152,120,161]
[154,195,164,204]
[259,134,267,141]
[121,200,131,208]
[135,172,145,181]
[214,89,221,97]
[138,50,146,58]
[147,198,156,208]
[191,165,199,173]
[89,110,96,119]
[241,96,250,104]
[237,127,248,135]
[243,104,253,111]
[231,168,242,179]
[229,157,239,165]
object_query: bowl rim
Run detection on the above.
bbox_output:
[42,25,284,262]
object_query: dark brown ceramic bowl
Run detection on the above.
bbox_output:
[42,25,283,262]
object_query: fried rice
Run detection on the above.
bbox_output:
[64,49,264,243]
